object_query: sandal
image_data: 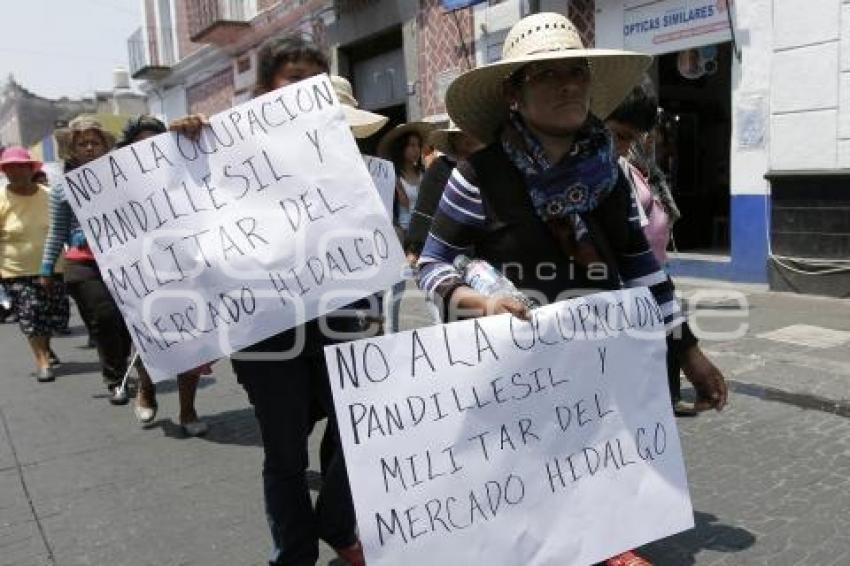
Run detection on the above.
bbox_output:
[133,401,158,425]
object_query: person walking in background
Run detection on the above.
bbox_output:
[108,115,212,434]
[605,81,696,416]
[0,147,68,381]
[40,116,133,404]
[377,122,433,332]
[406,122,483,325]
[30,169,72,337]
[406,122,483,261]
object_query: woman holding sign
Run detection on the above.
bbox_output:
[39,117,135,404]
[416,13,728,565]
[170,36,374,566]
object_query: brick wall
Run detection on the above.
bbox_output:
[417,0,474,118]
[187,68,235,115]
[569,0,595,47]
[176,0,204,60]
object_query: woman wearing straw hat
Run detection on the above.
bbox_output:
[0,147,69,381]
[377,121,434,332]
[39,116,135,405]
[417,13,727,565]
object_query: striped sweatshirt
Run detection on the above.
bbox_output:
[40,183,90,276]
[417,150,687,332]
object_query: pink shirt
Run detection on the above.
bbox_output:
[623,160,670,264]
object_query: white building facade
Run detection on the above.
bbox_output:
[595,0,850,294]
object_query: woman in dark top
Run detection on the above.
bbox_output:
[417,14,727,565]
[406,122,483,257]
[40,117,134,404]
[170,36,369,566]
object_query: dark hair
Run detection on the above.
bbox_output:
[608,78,658,133]
[255,34,329,95]
[390,132,424,174]
[117,115,166,148]
[32,170,48,183]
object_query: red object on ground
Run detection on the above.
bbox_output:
[605,550,653,566]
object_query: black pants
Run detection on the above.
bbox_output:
[667,345,682,403]
[64,260,131,385]
[232,320,360,566]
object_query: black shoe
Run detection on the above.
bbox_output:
[85,336,96,348]
[48,349,61,368]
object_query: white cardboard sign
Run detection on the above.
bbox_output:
[364,155,396,218]
[60,74,405,380]
[325,288,694,566]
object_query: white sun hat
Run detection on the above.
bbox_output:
[427,121,474,157]
[331,75,389,139]
[445,12,652,143]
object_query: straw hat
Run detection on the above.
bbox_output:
[55,115,117,159]
[0,146,42,171]
[331,75,389,139]
[445,12,652,143]
[376,122,436,160]
[428,121,472,156]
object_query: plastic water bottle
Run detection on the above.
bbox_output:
[453,255,536,309]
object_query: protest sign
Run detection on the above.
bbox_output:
[364,155,395,218]
[325,288,694,566]
[60,74,405,380]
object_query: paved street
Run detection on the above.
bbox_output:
[1,279,849,566]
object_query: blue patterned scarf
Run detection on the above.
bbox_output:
[501,113,619,240]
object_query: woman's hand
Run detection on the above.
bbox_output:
[453,287,530,321]
[168,114,209,141]
[485,296,530,319]
[680,345,728,412]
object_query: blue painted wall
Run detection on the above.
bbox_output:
[667,194,769,283]
[730,194,770,282]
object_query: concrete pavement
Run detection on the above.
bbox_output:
[0,279,848,565]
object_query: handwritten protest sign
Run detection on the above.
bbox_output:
[60,74,405,380]
[364,155,395,218]
[325,288,693,566]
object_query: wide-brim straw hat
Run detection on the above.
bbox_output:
[446,12,652,143]
[376,122,436,159]
[0,146,43,171]
[55,115,117,160]
[428,121,472,156]
[331,75,389,139]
